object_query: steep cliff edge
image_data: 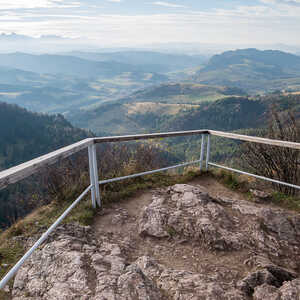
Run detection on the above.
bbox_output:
[11,181,300,299]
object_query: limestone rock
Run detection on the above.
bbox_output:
[12,225,163,300]
[253,279,300,300]
[250,189,272,203]
[11,184,300,299]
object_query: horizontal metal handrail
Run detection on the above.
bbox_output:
[2,129,300,190]
[0,130,209,190]
[210,130,300,150]
[209,163,300,190]
[94,129,209,143]
[0,138,94,190]
[99,159,202,185]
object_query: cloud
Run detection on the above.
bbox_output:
[260,0,300,7]
[106,0,122,2]
[2,10,299,48]
[152,2,186,8]
[0,0,80,10]
[0,0,300,47]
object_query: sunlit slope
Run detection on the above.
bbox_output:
[194,49,300,93]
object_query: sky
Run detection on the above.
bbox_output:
[0,0,300,48]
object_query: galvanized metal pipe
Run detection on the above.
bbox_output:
[209,162,300,190]
[91,144,101,207]
[99,160,202,185]
[206,134,211,171]
[94,129,209,143]
[199,134,205,171]
[88,146,96,208]
[0,185,92,289]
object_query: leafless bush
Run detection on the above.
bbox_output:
[242,109,300,195]
[41,142,167,203]
[41,150,89,204]
[0,140,170,229]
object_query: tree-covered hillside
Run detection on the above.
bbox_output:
[0,102,91,170]
[194,49,300,93]
[159,97,267,132]
[204,49,300,74]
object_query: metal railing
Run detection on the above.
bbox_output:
[0,129,300,289]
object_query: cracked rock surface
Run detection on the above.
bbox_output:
[12,181,300,299]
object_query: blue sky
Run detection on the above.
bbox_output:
[0,0,299,47]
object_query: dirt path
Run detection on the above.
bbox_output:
[93,177,256,283]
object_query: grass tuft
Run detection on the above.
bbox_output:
[212,169,247,191]
[272,192,300,212]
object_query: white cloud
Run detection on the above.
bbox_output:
[0,0,300,47]
[152,2,186,8]
[106,0,122,2]
[261,0,300,4]
[0,0,80,10]
[2,11,299,47]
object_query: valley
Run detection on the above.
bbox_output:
[1,48,300,165]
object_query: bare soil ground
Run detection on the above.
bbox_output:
[92,177,266,289]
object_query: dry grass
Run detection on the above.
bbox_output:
[211,168,300,212]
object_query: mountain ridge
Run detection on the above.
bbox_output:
[0,52,167,79]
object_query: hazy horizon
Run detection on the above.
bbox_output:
[0,0,300,54]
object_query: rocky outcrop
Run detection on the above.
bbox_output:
[136,255,246,300]
[12,184,300,299]
[139,184,300,258]
[12,224,163,300]
[253,279,300,300]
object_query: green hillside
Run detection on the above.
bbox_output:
[68,83,245,135]
[118,82,246,104]
[0,101,91,170]
[205,49,300,74]
[0,101,92,228]
[194,48,300,94]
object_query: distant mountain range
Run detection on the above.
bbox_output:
[1,47,300,121]
[0,52,171,113]
[0,52,168,79]
[62,51,207,73]
[0,33,71,41]
[194,48,300,93]
[204,48,300,74]
[0,33,87,53]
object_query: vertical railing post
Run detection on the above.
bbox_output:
[88,144,96,208]
[91,144,101,207]
[200,134,205,171]
[206,133,211,171]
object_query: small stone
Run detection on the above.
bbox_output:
[250,189,272,203]
[4,285,10,293]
